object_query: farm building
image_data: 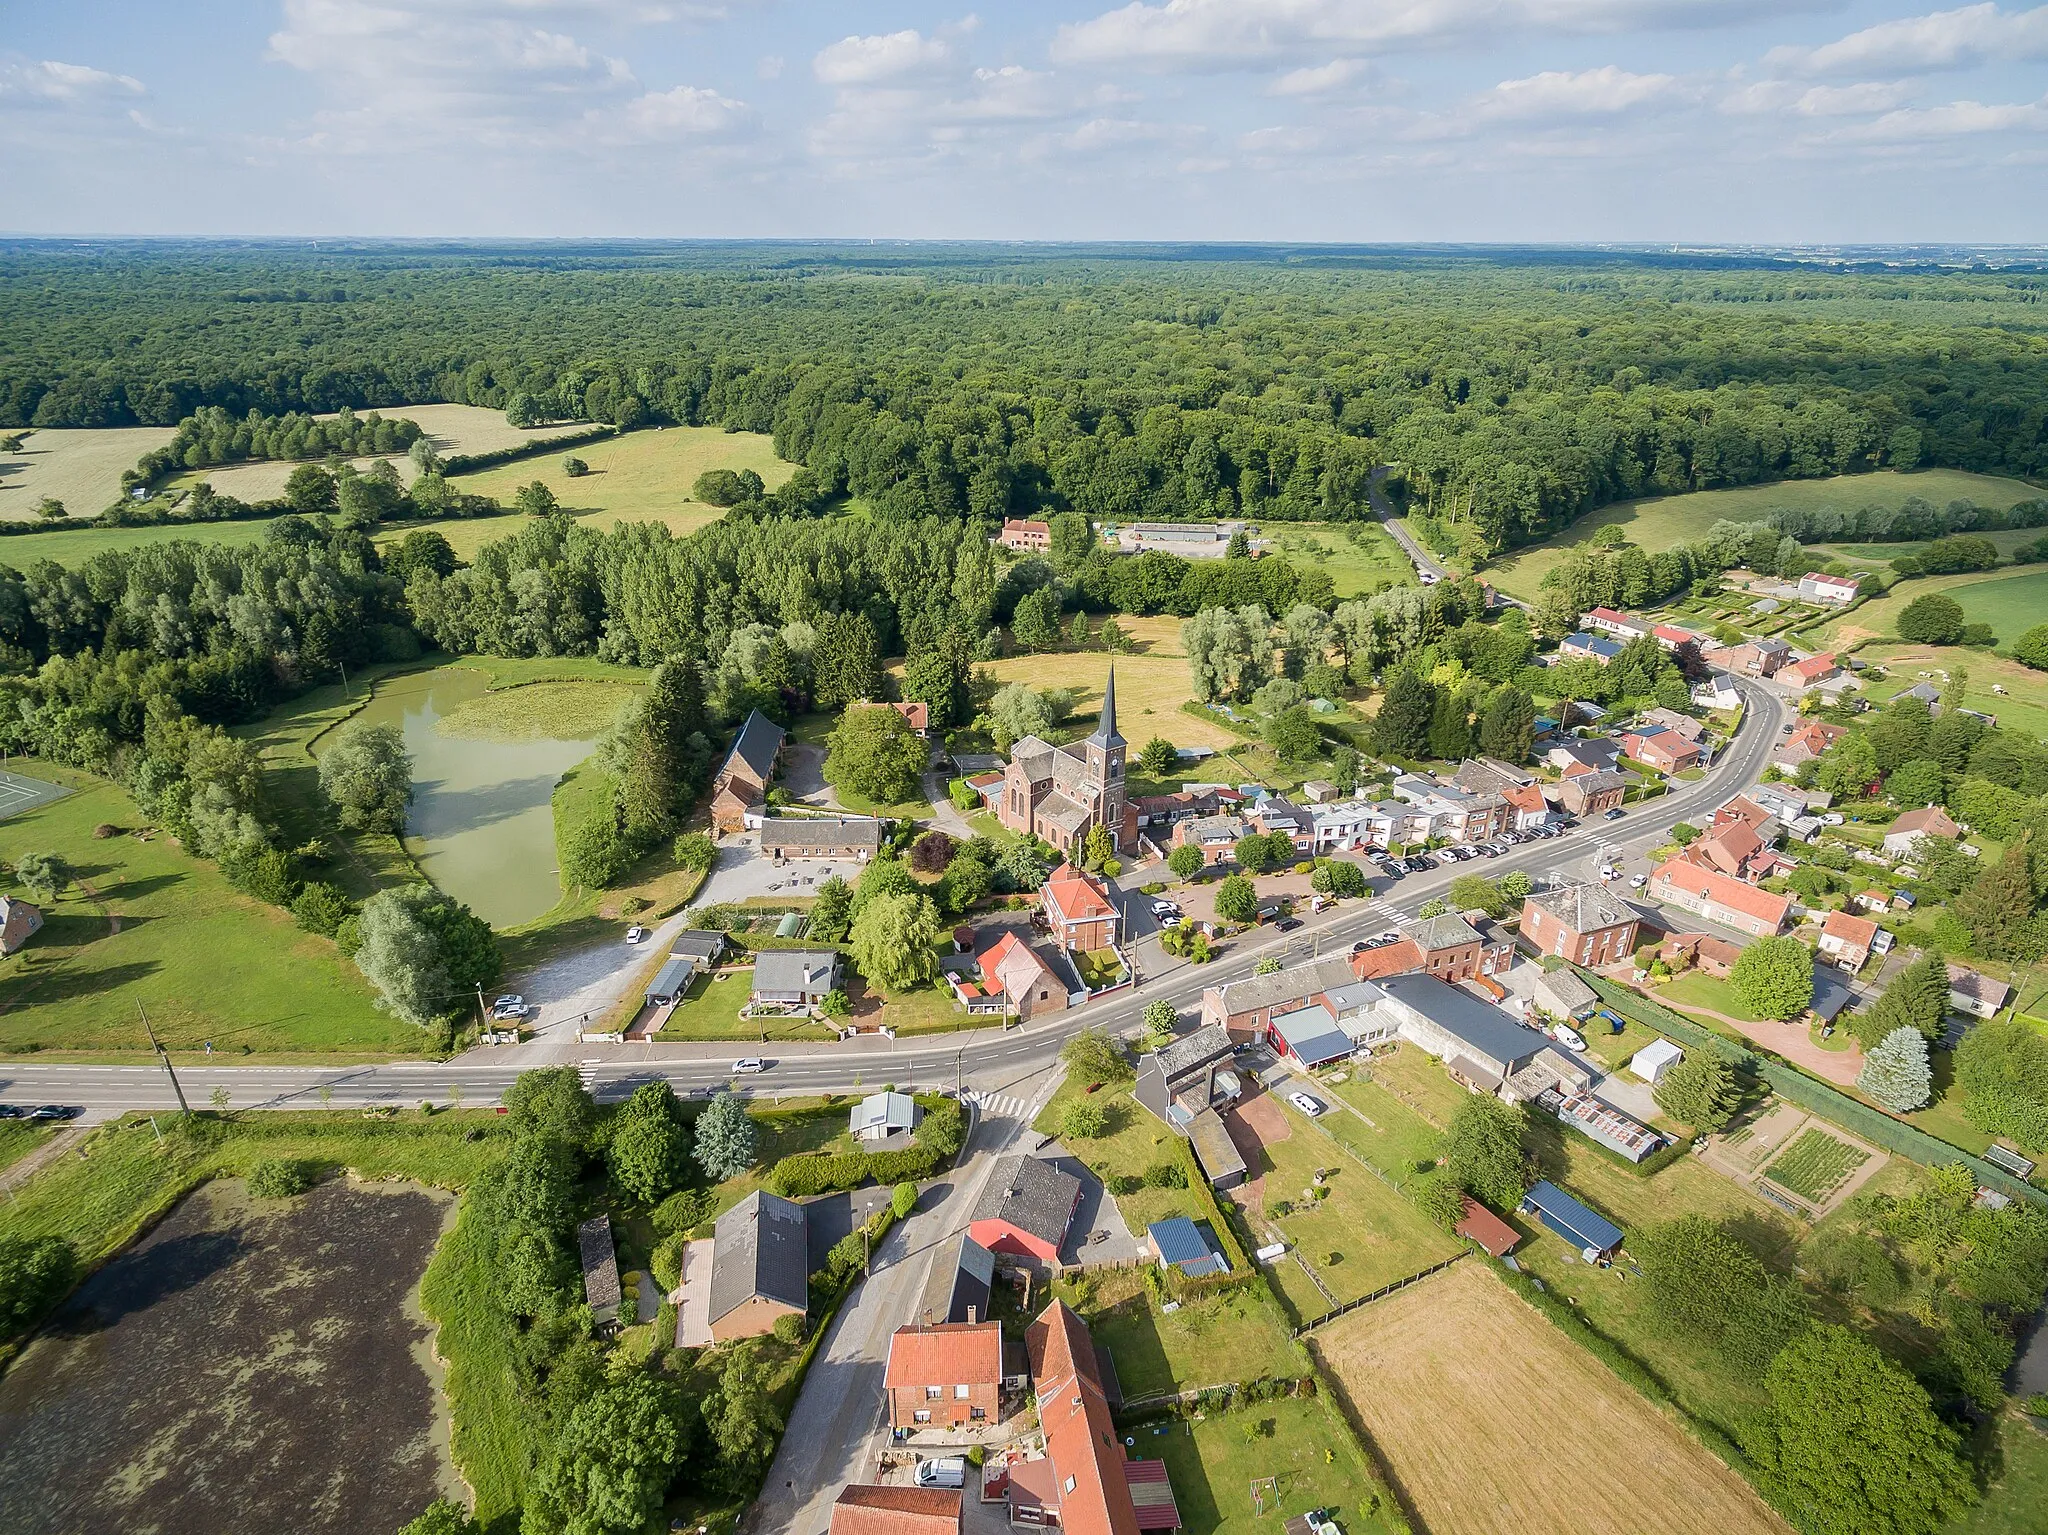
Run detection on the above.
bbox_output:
[1185,1108,1248,1191]
[710,709,786,832]
[759,816,883,861]
[969,1156,1082,1264]
[1630,1038,1684,1084]
[1520,1181,1624,1259]
[709,1191,809,1342]
[917,1232,997,1327]
[1374,972,1548,1092]
[1147,1216,1229,1279]
[643,954,696,1009]
[851,1090,919,1141]
[829,1485,962,1534]
[1454,1197,1521,1258]
[578,1215,623,1327]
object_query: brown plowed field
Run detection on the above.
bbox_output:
[1309,1261,1789,1535]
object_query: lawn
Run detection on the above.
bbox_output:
[1311,1261,1791,1535]
[1814,568,2032,647]
[1265,522,1415,598]
[961,617,1245,753]
[0,517,280,566]
[1056,1267,1300,1400]
[1485,469,2042,604]
[658,971,835,1043]
[0,1120,53,1174]
[0,765,420,1059]
[436,679,639,742]
[1857,644,2048,742]
[1141,1394,1405,1535]
[1033,1076,1222,1238]
[1313,1071,1443,1188]
[1759,1126,1869,1203]
[1353,1041,1479,1130]
[1658,970,1768,1024]
[1945,1413,2048,1535]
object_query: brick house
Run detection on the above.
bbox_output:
[830,1487,962,1535]
[1649,860,1791,936]
[1772,718,1848,769]
[1621,725,1701,774]
[1553,766,1628,818]
[968,1156,1082,1264]
[1409,912,1486,983]
[709,709,786,833]
[1520,884,1641,967]
[885,1321,1004,1430]
[1040,864,1120,952]
[972,931,1069,1020]
[1817,909,1879,970]
[999,518,1051,551]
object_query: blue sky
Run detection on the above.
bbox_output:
[5,1,2046,242]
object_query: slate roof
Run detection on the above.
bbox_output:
[1209,953,1357,1016]
[1151,1022,1236,1080]
[578,1215,622,1315]
[759,816,883,854]
[917,1231,997,1326]
[1411,912,1482,953]
[710,1191,809,1324]
[973,1156,1082,1245]
[669,930,729,964]
[1525,882,1635,934]
[722,709,785,783]
[1377,972,1545,1072]
[751,948,842,997]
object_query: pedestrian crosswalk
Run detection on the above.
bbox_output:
[962,1088,1034,1121]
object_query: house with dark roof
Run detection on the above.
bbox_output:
[1374,972,1548,1094]
[709,1191,809,1342]
[1198,953,1361,1040]
[1558,632,1624,664]
[644,954,697,1009]
[885,1321,1004,1430]
[669,930,729,966]
[917,1231,997,1327]
[969,1156,1082,1264]
[1552,765,1629,818]
[749,949,843,1012]
[759,816,883,861]
[1520,884,1640,968]
[710,709,786,832]
[1409,911,1490,982]
[578,1215,623,1326]
[995,667,1134,857]
[830,1485,962,1535]
[1132,1024,1236,1125]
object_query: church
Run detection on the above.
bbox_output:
[994,667,1137,856]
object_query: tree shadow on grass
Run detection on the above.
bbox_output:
[0,958,161,1008]
[95,872,186,902]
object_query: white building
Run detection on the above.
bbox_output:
[1798,573,1861,606]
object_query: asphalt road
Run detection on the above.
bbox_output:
[0,679,1787,1120]
[1367,463,1448,582]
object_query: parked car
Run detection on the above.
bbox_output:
[1603,807,1627,820]
[1289,1092,1327,1117]
[624,926,648,945]
[916,1458,967,1489]
[1160,915,1183,929]
[731,1058,767,1074]
[30,1105,81,1121]
[491,995,527,1021]
[1379,930,1402,942]
[1629,874,1648,889]
[1276,917,1303,933]
[1151,899,1180,917]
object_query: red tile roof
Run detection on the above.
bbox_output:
[831,1484,963,1534]
[885,1321,1004,1391]
[1044,865,1117,924]
[1351,938,1425,980]
[1026,1301,1141,1535]
[1652,859,1792,926]
[1503,783,1547,815]
[1783,655,1839,685]
[1821,910,1879,950]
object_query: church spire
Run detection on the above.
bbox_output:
[1086,665,1124,749]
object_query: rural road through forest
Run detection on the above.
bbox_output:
[0,677,1787,1119]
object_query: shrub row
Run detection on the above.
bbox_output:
[441,422,616,476]
[765,1095,964,1197]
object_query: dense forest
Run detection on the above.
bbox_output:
[4,242,2046,551]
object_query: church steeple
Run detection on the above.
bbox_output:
[1086,665,1124,750]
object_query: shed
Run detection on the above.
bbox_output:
[1520,1180,1623,1258]
[1454,1197,1521,1258]
[1268,1001,1354,1068]
[1147,1215,1229,1279]
[670,930,729,965]
[644,954,696,1009]
[1185,1107,1248,1191]
[851,1090,919,1141]
[1123,1460,1183,1532]
[774,912,805,939]
[1629,1037,1683,1085]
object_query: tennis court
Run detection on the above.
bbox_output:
[0,769,70,821]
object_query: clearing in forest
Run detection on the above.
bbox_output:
[1309,1261,1790,1535]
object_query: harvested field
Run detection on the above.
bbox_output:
[1310,1261,1789,1535]
[0,1176,461,1535]
[969,617,1243,752]
[0,425,177,521]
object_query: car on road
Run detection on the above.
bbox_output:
[1603,807,1627,820]
[30,1105,81,1120]
[0,1104,26,1119]
[624,926,648,945]
[1276,917,1304,932]
[1289,1092,1327,1117]
[732,1058,767,1074]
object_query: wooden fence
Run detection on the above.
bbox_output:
[1291,1251,1467,1338]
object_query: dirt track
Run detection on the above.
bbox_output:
[1310,1262,1790,1535]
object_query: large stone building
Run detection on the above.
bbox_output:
[995,668,1134,856]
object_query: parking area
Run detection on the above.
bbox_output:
[1033,1141,1144,1267]
[694,835,867,908]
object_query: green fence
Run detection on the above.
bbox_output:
[1580,971,2046,1208]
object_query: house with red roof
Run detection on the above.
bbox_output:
[1583,607,1652,641]
[1041,864,1121,952]
[1652,623,1703,653]
[1884,805,1963,858]
[830,1486,962,1534]
[965,931,1070,1021]
[1000,518,1052,551]
[1817,909,1879,971]
[885,1321,1005,1430]
[1780,654,1841,690]
[1682,821,1791,884]
[1621,725,1701,774]
[1798,572,1860,605]
[1649,859,1791,936]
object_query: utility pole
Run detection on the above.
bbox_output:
[139,1004,190,1117]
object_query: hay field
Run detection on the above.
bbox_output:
[1485,469,2042,603]
[964,616,1243,752]
[1859,643,2048,739]
[165,403,591,502]
[1814,568,2034,647]
[0,426,177,522]
[1311,1262,1788,1535]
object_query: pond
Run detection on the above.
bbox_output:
[0,1178,461,1535]
[341,667,600,928]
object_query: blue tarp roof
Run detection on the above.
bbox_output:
[1521,1180,1624,1253]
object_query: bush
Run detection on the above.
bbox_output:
[1144,1160,1188,1189]
[1062,1099,1109,1139]
[767,1098,965,1196]
[650,1233,685,1291]
[891,1181,918,1218]
[652,1186,714,1235]
[247,1158,313,1198]
[772,1311,807,1344]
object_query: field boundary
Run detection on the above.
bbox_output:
[1292,1251,1466,1337]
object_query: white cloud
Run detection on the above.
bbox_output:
[613,83,751,139]
[1724,79,1920,116]
[1844,91,2048,137]
[0,58,145,104]
[1053,0,1830,71]
[1767,4,2048,77]
[1272,58,1368,95]
[813,29,955,85]
[1468,65,1681,122]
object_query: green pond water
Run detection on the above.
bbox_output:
[340,668,597,928]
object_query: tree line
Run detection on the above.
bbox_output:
[127,404,424,489]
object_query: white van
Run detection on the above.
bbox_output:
[915,1457,967,1489]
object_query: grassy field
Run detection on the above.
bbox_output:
[1946,1414,2048,1535]
[1058,1267,1300,1400]
[0,765,418,1058]
[1311,1261,1791,1535]
[0,1120,53,1174]
[1032,1075,1230,1238]
[1316,1073,1443,1187]
[1485,469,2043,603]
[1760,1126,1869,1202]
[1857,644,2048,741]
[1142,1394,1404,1535]
[1265,522,1414,597]
[0,425,177,522]
[435,679,638,742]
[418,425,793,560]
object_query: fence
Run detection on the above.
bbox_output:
[1120,1375,1315,1415]
[1291,1252,1466,1338]
[1579,970,2047,1209]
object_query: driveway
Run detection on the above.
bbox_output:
[696,836,866,908]
[1036,1143,1143,1267]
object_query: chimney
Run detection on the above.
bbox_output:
[967,1305,978,1325]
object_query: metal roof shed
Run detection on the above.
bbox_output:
[1520,1180,1623,1257]
[1147,1215,1228,1278]
[644,955,696,1008]
[1269,1002,1354,1068]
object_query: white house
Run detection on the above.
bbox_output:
[1692,673,1741,710]
[1797,573,1861,606]
[851,1090,919,1141]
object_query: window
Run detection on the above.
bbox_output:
[915,1410,931,1423]
[926,1385,942,1399]
[1064,1476,1077,1495]
[955,1384,971,1400]
[971,1406,987,1420]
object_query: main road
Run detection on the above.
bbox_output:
[0,679,1788,1119]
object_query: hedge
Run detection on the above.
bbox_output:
[765,1095,964,1197]
[1580,971,2046,1207]
[441,422,617,476]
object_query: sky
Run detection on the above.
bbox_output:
[4,0,2046,244]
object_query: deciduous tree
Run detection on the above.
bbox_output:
[849,890,943,992]
[1214,873,1258,924]
[318,720,412,832]
[608,1082,693,1205]
[1444,1096,1532,1211]
[825,704,926,806]
[1730,936,1814,1021]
